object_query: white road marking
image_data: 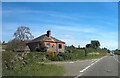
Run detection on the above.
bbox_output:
[113,55,120,64]
[90,59,97,63]
[79,58,100,73]
[75,56,107,78]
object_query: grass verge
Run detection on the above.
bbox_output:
[2,52,66,76]
[3,62,66,76]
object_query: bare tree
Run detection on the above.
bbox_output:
[14,26,34,41]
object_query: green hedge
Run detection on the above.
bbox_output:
[46,48,107,61]
[114,51,120,55]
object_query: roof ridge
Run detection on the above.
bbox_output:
[28,34,65,43]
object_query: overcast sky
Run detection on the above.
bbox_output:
[2,2,118,50]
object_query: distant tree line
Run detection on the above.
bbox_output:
[86,40,100,49]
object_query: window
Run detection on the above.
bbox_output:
[46,43,50,47]
[52,44,55,48]
[59,44,62,49]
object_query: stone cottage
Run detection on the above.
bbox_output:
[27,30,65,52]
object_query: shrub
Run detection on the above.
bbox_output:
[114,51,120,55]
[2,52,48,72]
[58,56,64,61]
[57,53,71,60]
[36,42,47,52]
[49,51,55,57]
[6,39,28,51]
[46,51,60,61]
[2,52,29,71]
[50,56,59,61]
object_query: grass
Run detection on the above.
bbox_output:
[3,63,66,76]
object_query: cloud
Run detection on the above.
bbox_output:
[2,22,118,50]
[3,9,82,24]
[100,40,118,50]
[2,8,118,50]
[49,25,117,50]
[61,38,89,48]
[3,9,100,23]
[61,37,118,50]
[51,25,97,33]
[2,2,118,50]
[64,35,73,38]
[3,10,46,14]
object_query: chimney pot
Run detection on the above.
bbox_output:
[47,30,51,38]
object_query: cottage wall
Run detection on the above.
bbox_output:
[56,43,65,52]
[28,42,65,52]
[44,42,57,52]
[44,42,65,52]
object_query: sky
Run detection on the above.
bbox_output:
[2,2,118,50]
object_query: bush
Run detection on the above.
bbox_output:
[46,52,71,61]
[35,42,47,52]
[114,51,120,55]
[2,52,48,72]
[57,53,71,60]
[2,52,29,71]
[58,56,64,61]
[46,51,59,61]
[6,39,28,51]
[49,56,59,61]
[27,52,48,62]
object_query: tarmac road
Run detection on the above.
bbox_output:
[80,55,118,76]
[59,55,118,76]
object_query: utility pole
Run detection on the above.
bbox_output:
[85,48,88,56]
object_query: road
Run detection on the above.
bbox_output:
[58,55,118,76]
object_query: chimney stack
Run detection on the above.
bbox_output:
[47,30,51,38]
